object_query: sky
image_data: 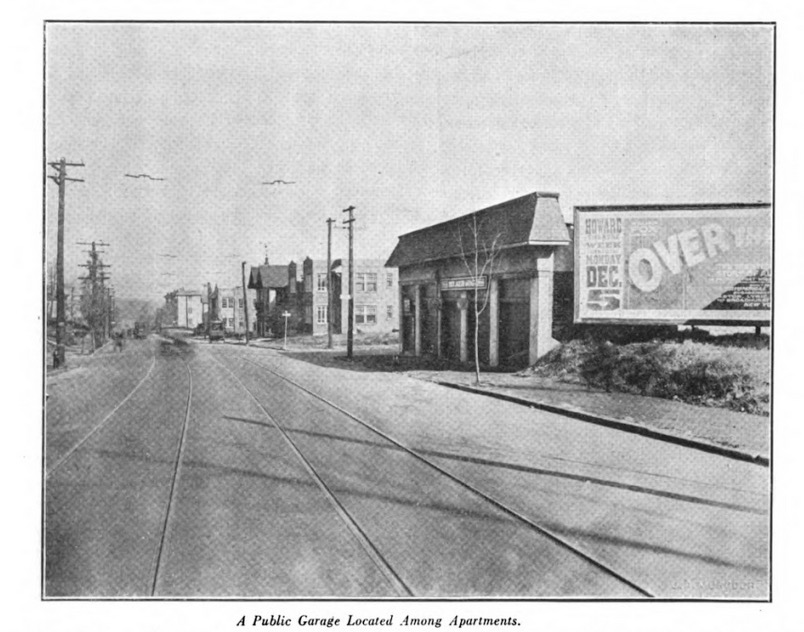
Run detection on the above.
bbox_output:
[45,23,773,302]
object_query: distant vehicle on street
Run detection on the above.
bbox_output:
[208,320,225,343]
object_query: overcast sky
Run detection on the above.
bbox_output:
[45,23,773,301]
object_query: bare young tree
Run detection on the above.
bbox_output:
[458,214,503,385]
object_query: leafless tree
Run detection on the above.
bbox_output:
[458,214,503,385]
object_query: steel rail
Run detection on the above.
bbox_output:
[209,352,415,598]
[45,351,157,479]
[150,357,194,596]
[236,350,656,598]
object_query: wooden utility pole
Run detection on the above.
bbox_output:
[48,158,84,367]
[206,282,212,336]
[241,262,250,345]
[105,286,115,339]
[342,206,355,359]
[326,217,336,349]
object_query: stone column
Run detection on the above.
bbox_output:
[529,253,557,365]
[398,282,405,354]
[436,294,443,358]
[459,291,468,362]
[413,284,422,356]
[488,277,499,367]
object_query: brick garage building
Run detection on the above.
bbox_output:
[385,191,573,367]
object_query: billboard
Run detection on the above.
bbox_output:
[574,204,771,325]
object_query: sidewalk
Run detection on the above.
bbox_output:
[405,370,770,465]
[230,340,770,465]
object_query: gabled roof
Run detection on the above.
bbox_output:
[385,192,569,268]
[248,264,289,289]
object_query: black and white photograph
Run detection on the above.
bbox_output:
[15,4,802,630]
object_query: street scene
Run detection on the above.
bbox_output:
[46,334,768,598]
[44,23,772,600]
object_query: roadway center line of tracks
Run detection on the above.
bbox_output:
[237,351,656,599]
[208,352,415,598]
[151,356,194,597]
[45,352,158,479]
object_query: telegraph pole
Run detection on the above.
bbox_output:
[342,206,355,359]
[241,262,250,345]
[106,286,115,338]
[48,158,84,367]
[206,282,212,336]
[326,217,336,349]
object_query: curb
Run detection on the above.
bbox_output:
[434,381,769,467]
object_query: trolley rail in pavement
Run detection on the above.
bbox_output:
[213,348,655,598]
[45,351,157,479]
[45,343,195,598]
[209,353,414,597]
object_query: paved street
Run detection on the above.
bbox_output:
[45,335,769,599]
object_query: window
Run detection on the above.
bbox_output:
[316,305,328,325]
[386,305,393,319]
[187,307,193,314]
[317,273,328,291]
[357,272,377,292]
[238,298,244,309]
[387,273,394,288]
[355,305,377,325]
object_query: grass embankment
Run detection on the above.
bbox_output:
[524,332,770,416]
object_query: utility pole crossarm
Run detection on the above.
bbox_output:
[48,161,85,168]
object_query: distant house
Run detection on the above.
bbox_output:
[214,286,256,334]
[247,261,292,337]
[176,289,203,329]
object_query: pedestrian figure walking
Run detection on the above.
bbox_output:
[114,331,124,352]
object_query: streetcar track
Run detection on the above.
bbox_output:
[45,340,196,598]
[209,352,414,598]
[229,350,656,598]
[220,415,764,516]
[45,351,158,479]
[150,356,194,596]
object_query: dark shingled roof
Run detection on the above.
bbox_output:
[248,264,289,289]
[385,192,569,268]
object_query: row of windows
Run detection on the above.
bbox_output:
[220,298,244,309]
[314,272,396,293]
[220,317,246,329]
[313,305,395,325]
